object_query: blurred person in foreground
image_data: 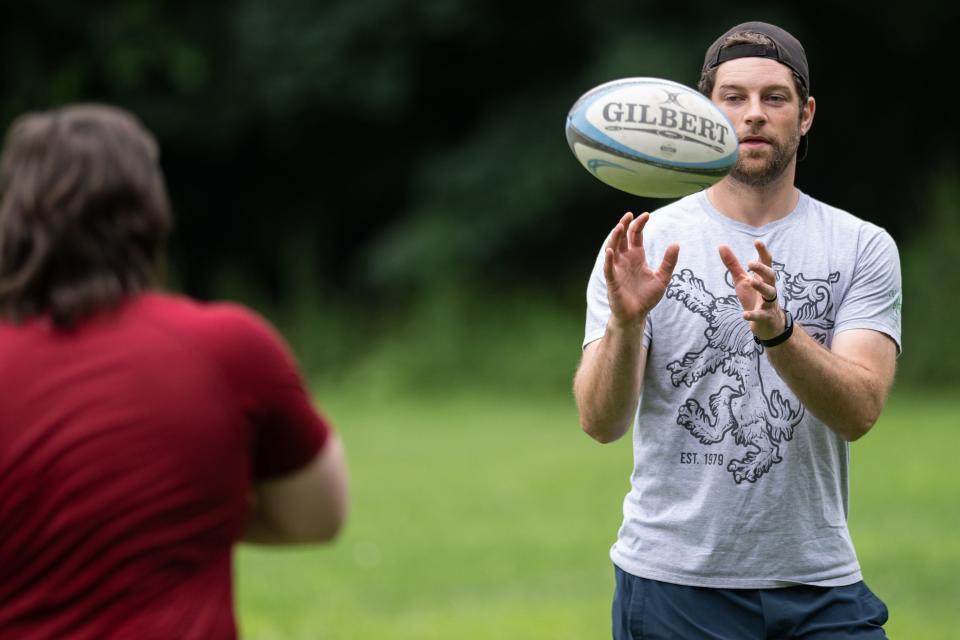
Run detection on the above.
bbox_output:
[0,104,348,638]
[574,22,900,639]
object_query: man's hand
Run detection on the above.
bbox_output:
[719,239,784,340]
[719,239,896,441]
[574,212,678,444]
[604,212,680,329]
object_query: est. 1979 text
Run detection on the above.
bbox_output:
[679,452,724,465]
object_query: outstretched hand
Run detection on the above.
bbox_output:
[603,212,679,329]
[718,240,785,340]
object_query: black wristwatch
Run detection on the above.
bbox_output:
[754,308,794,347]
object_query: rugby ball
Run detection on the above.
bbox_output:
[565,77,738,198]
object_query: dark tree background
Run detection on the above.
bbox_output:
[2,0,957,387]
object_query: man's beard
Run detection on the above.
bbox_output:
[730,127,801,188]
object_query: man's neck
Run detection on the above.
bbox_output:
[706,172,800,228]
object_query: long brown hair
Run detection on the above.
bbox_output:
[0,104,172,327]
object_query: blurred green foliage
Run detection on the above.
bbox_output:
[898,168,960,389]
[1,0,957,389]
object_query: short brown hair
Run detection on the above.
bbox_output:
[0,104,172,327]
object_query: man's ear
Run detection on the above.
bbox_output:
[800,96,816,136]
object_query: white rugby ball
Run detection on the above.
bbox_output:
[565,77,738,198]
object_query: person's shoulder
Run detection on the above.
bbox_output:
[589,193,703,258]
[133,291,285,350]
[803,193,895,242]
[644,192,707,234]
[135,293,304,388]
[651,191,704,217]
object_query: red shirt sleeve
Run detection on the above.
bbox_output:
[199,303,331,480]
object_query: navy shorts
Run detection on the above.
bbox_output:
[612,565,888,639]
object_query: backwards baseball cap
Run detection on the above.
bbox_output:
[703,21,809,91]
[702,21,811,159]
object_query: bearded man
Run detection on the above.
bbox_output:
[574,21,900,639]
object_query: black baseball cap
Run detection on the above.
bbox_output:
[702,21,811,159]
[703,21,809,91]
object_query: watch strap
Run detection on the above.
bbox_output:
[754,308,794,347]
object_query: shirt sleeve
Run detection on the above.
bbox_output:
[833,228,903,354]
[209,304,331,480]
[583,235,654,350]
[584,243,611,348]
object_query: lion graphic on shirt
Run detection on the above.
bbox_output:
[666,265,839,483]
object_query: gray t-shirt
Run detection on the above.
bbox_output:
[583,190,902,588]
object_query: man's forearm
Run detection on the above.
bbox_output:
[765,324,891,441]
[574,320,646,443]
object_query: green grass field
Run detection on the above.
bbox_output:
[236,389,960,639]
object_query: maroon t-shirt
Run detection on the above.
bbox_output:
[0,293,330,639]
